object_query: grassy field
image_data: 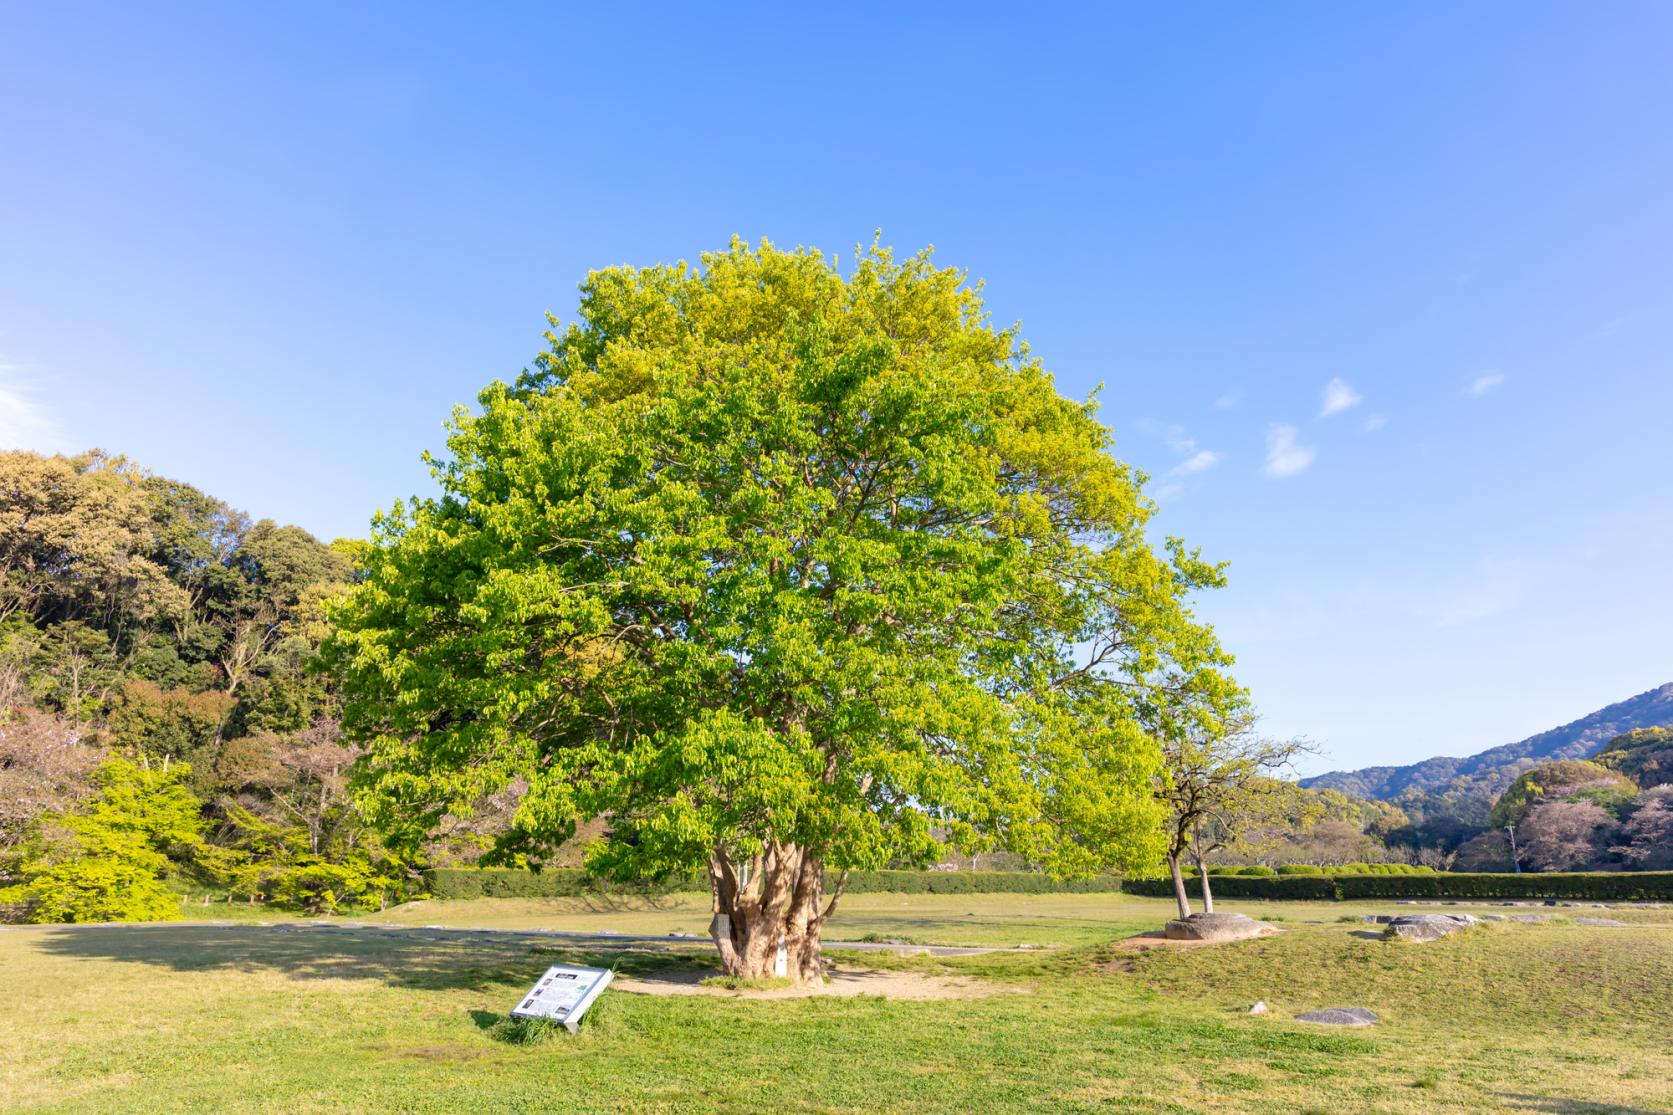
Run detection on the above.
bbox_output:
[3,892,1670,1114]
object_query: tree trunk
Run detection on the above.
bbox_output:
[1166,852,1192,920]
[706,842,841,985]
[1193,850,1214,913]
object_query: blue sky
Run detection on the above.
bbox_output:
[3,3,1670,775]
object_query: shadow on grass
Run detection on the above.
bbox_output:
[1498,1094,1668,1114]
[29,924,719,993]
[560,891,692,914]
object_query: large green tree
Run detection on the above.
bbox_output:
[327,240,1236,981]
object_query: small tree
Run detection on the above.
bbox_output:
[0,757,204,922]
[1156,710,1312,918]
[1452,829,1514,872]
[327,240,1234,982]
[1518,800,1617,872]
[0,708,104,877]
[1613,787,1673,870]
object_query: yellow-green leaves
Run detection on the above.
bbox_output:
[328,239,1234,880]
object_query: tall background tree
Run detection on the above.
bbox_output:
[327,239,1236,982]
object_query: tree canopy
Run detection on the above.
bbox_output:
[1489,759,1636,828]
[326,239,1237,979]
[1595,726,1673,789]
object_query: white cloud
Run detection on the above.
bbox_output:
[1168,449,1221,477]
[0,363,70,453]
[1151,482,1183,502]
[1213,391,1243,410]
[1137,419,1197,455]
[1319,377,1363,418]
[1466,372,1507,397]
[1362,414,1388,433]
[1263,424,1315,479]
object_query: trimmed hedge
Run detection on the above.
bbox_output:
[423,868,696,900]
[834,870,1123,895]
[1123,874,1339,900]
[424,867,1124,901]
[1122,871,1673,902]
[1212,863,1435,878]
[1332,871,1673,901]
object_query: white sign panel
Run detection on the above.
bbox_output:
[510,964,614,1032]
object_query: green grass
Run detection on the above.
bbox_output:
[2,892,1670,1113]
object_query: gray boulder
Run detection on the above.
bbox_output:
[1295,1007,1378,1026]
[1163,912,1269,942]
[1574,917,1627,927]
[1384,913,1476,942]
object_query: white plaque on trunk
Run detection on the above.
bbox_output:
[510,964,614,1032]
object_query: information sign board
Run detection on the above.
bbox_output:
[509,964,614,1032]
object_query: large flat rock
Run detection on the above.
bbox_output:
[1163,912,1268,942]
[1384,913,1477,942]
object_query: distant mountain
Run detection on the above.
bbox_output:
[1301,683,1673,801]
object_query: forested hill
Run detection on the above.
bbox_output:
[1301,683,1673,801]
[0,449,421,920]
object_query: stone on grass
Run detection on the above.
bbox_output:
[1360,914,1395,924]
[1383,914,1476,942]
[1575,917,1627,927]
[1163,912,1268,942]
[1248,1000,1268,1015]
[1295,1007,1378,1026]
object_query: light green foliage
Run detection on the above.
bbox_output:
[0,757,204,922]
[328,239,1234,885]
[210,802,405,914]
[1490,759,1637,828]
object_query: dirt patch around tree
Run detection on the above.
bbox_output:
[613,965,1027,1001]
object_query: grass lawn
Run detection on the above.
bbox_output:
[3,892,1671,1113]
